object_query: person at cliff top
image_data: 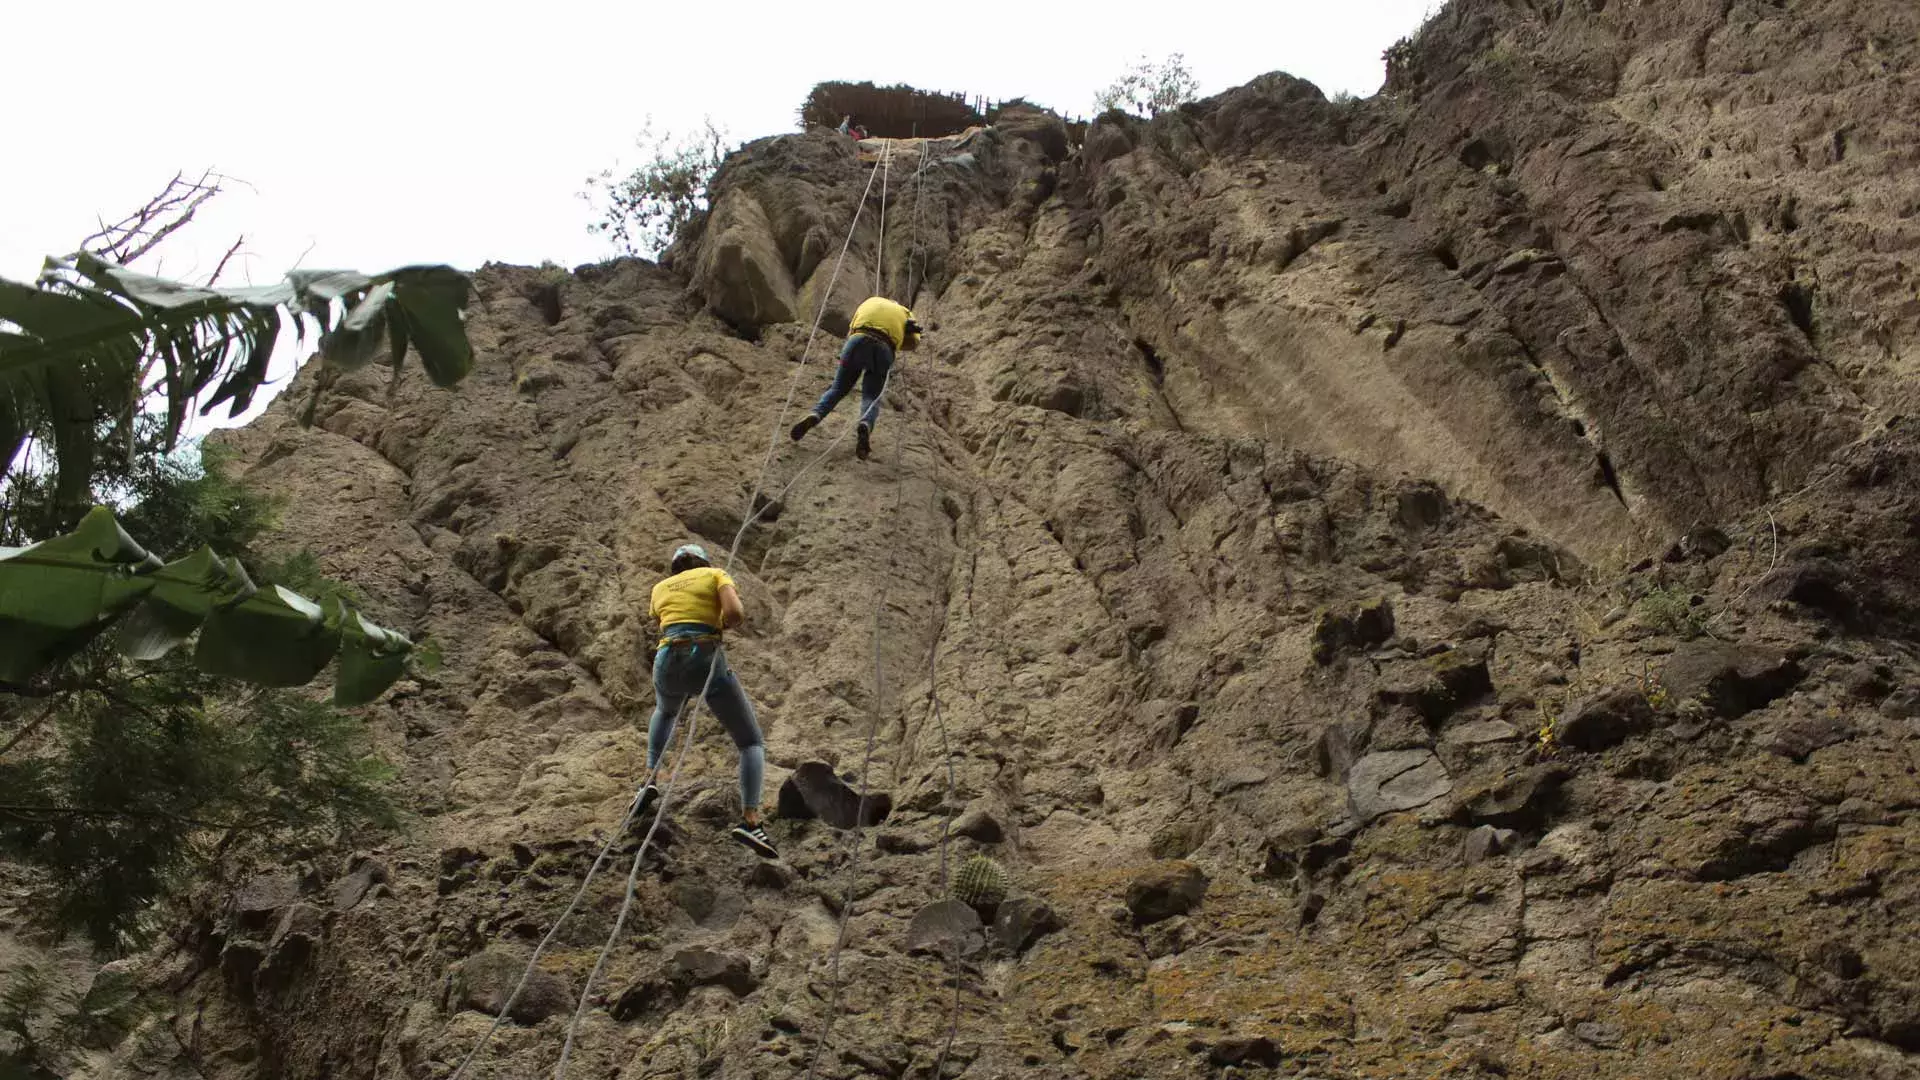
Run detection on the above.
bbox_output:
[632,542,777,858]
[789,295,921,460]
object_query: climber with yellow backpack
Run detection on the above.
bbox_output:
[789,295,922,460]
[631,542,777,858]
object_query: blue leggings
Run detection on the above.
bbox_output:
[810,332,895,429]
[648,629,765,811]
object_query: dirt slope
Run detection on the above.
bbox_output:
[44,1,1920,1077]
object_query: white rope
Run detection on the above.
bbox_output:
[451,149,890,1080]
[802,136,976,1080]
[876,141,891,296]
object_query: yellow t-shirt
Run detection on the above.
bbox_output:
[650,566,736,632]
[850,296,915,350]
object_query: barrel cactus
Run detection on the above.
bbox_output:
[950,855,1009,913]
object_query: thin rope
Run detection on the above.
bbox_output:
[899,139,966,1078]
[802,138,975,1080]
[446,707,694,1080]
[553,151,894,1080]
[452,151,890,1080]
[876,141,890,296]
[802,371,913,1080]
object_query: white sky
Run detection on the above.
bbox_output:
[2,0,1436,428]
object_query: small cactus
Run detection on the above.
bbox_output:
[950,855,1009,913]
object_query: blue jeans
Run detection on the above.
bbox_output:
[810,332,894,429]
[648,624,765,811]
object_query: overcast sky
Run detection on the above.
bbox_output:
[3,0,1435,426]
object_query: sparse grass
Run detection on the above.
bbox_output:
[1636,586,1711,640]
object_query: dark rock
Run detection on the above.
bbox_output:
[1463,825,1518,863]
[258,903,325,993]
[438,845,485,875]
[1764,712,1857,761]
[875,830,933,854]
[1312,722,1362,780]
[777,762,892,828]
[1573,1021,1623,1049]
[453,946,574,1023]
[1209,766,1269,795]
[1457,764,1569,831]
[992,897,1064,954]
[666,947,757,996]
[1297,891,1327,926]
[220,940,266,989]
[231,873,301,934]
[1125,861,1209,925]
[1554,688,1655,751]
[745,861,795,890]
[1752,558,1861,624]
[1348,749,1452,822]
[952,804,1005,843]
[1310,596,1395,664]
[906,899,986,958]
[1843,663,1894,701]
[1662,642,1805,718]
[331,859,389,911]
[1374,648,1495,724]
[1261,825,1352,882]
[1207,1034,1282,1067]
[1149,817,1214,860]
[610,975,672,1022]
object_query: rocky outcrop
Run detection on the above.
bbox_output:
[31,2,1920,1078]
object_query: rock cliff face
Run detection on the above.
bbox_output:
[58,1,1920,1077]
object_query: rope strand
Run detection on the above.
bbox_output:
[453,149,891,1080]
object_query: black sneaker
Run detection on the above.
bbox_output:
[627,782,660,827]
[790,415,819,442]
[855,422,872,461]
[730,822,779,859]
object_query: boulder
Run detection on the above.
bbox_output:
[665,947,758,997]
[1463,825,1519,863]
[1125,861,1209,925]
[1554,688,1655,750]
[906,899,986,958]
[689,192,798,334]
[1310,596,1396,664]
[1662,642,1804,718]
[777,761,892,828]
[992,896,1065,954]
[452,946,574,1024]
[331,858,389,911]
[1456,764,1569,830]
[952,803,1006,843]
[231,873,300,934]
[1348,749,1452,822]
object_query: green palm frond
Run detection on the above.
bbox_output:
[0,254,472,514]
[0,506,412,704]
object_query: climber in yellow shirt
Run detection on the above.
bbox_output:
[789,295,922,460]
[632,542,776,858]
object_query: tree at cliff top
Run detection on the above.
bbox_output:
[1094,53,1201,117]
[581,116,731,258]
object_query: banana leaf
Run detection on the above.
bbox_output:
[1,506,414,704]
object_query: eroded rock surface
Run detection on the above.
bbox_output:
[31,3,1920,1077]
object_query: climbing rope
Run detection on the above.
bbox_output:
[900,137,968,1078]
[451,149,892,1080]
[801,135,971,1080]
[552,147,894,1080]
[876,140,891,296]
